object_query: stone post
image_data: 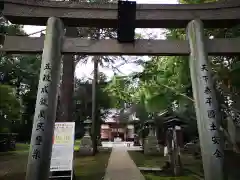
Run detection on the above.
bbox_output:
[108,129,111,141]
[25,17,64,180]
[124,130,127,141]
[172,126,182,175]
[187,19,224,180]
[166,129,174,174]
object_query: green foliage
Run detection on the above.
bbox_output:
[0,85,21,132]
[0,53,41,139]
[74,78,113,122]
[103,0,233,142]
[133,54,192,113]
[104,75,133,108]
[0,23,25,36]
[0,20,41,140]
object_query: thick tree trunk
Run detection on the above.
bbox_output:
[91,56,99,155]
[57,27,78,122]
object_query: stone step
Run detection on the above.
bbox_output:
[138,167,162,172]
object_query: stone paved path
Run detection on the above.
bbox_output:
[103,147,145,180]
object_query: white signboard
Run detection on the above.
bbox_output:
[50,122,75,172]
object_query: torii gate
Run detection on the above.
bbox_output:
[1,0,240,180]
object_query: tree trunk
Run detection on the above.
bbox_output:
[91,56,99,155]
[57,27,78,122]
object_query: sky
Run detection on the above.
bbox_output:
[23,0,178,80]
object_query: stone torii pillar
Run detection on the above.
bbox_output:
[187,19,224,180]
[25,17,64,180]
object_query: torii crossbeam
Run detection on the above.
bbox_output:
[1,0,240,28]
[1,35,240,56]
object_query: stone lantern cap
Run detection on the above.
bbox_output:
[84,119,92,124]
[83,119,92,130]
[163,118,185,128]
[143,119,155,127]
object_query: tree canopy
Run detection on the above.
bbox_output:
[103,0,240,146]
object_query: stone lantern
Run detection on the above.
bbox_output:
[83,119,92,137]
[163,118,185,176]
[144,119,157,136]
[79,119,93,155]
[143,119,161,155]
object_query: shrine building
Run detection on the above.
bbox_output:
[100,112,135,142]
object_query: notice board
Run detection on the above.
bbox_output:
[49,122,75,179]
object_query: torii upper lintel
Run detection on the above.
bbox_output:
[1,0,240,28]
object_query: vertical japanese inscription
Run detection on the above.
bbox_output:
[36,122,45,131]
[41,85,49,94]
[201,64,208,72]
[210,122,217,131]
[204,86,211,94]
[38,110,46,119]
[32,149,41,160]
[31,63,52,160]
[201,64,223,159]
[207,109,216,119]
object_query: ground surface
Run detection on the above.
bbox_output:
[128,151,203,180]
[75,150,111,180]
[2,142,240,180]
[225,150,240,180]
[104,148,145,180]
[0,142,110,180]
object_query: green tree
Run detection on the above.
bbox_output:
[0,19,41,141]
[104,75,134,108]
[74,75,113,151]
[0,84,21,132]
